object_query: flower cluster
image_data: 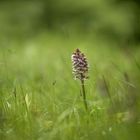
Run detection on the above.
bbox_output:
[71,49,89,80]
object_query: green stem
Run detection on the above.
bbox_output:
[81,79,88,111]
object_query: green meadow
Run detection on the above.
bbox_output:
[0,0,140,140]
[0,33,140,140]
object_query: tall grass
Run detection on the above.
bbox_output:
[0,33,140,140]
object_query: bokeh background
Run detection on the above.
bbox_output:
[0,0,140,43]
[0,0,140,140]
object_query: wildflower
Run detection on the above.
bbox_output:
[71,49,89,80]
[71,49,89,111]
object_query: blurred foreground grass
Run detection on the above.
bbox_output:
[0,32,140,140]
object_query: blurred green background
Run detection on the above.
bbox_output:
[0,0,140,43]
[0,0,140,140]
